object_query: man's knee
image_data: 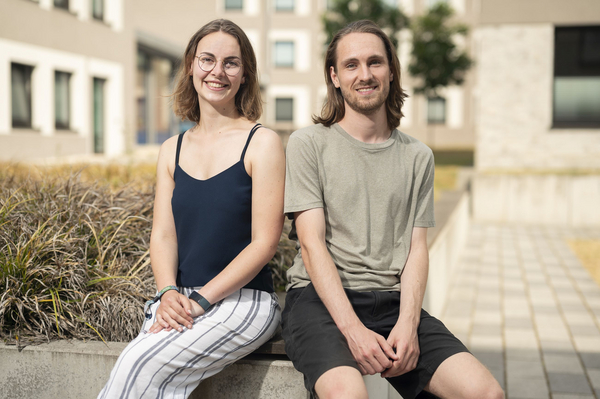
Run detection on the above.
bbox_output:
[314,366,368,399]
[462,380,504,399]
[317,382,368,399]
[427,352,505,399]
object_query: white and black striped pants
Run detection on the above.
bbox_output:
[98,287,281,399]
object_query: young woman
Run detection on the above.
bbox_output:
[99,19,284,398]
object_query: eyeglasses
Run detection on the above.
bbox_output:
[195,55,243,76]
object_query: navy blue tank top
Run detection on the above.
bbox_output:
[171,124,274,292]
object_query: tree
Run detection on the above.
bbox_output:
[322,0,409,49]
[408,2,472,97]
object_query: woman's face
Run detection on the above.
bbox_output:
[191,31,245,109]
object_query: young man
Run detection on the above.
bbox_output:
[282,20,504,399]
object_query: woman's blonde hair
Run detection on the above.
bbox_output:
[313,20,408,131]
[172,19,262,123]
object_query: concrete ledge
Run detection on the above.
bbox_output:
[425,189,471,316]
[0,340,307,399]
[473,173,600,226]
[192,357,308,399]
[0,341,127,399]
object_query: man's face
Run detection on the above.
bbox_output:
[330,32,393,116]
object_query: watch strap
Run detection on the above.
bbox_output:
[189,291,211,311]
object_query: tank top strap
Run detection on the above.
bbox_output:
[175,132,185,166]
[240,123,262,161]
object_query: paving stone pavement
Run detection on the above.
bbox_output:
[439,223,600,399]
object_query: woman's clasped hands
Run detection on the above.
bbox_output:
[148,290,206,334]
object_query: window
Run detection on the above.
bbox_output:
[276,98,294,122]
[275,0,294,11]
[225,0,243,10]
[427,97,446,124]
[274,41,294,68]
[93,78,105,153]
[92,0,104,21]
[427,0,447,7]
[55,71,71,130]
[11,63,34,128]
[136,49,177,144]
[553,26,600,128]
[54,0,69,10]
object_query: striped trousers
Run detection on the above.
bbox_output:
[98,287,281,399]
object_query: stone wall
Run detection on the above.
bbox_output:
[425,190,471,316]
[473,24,600,172]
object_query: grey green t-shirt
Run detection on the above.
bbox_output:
[284,123,435,292]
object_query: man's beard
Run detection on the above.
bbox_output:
[340,80,389,116]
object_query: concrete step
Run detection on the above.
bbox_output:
[192,355,308,399]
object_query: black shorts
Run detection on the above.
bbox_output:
[281,284,469,399]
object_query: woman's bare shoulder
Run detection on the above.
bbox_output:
[156,134,183,175]
[251,126,282,150]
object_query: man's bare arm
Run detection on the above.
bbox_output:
[294,208,398,375]
[382,227,429,378]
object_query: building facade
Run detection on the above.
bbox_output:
[2,0,597,164]
[471,0,600,226]
[0,0,478,162]
[473,0,600,171]
[0,0,129,160]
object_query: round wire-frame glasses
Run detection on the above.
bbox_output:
[195,56,243,76]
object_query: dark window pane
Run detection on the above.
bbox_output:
[276,98,294,121]
[554,77,600,126]
[92,0,104,20]
[427,0,446,8]
[225,0,243,10]
[93,78,105,153]
[582,28,600,66]
[11,63,33,128]
[54,0,69,10]
[275,0,294,11]
[427,97,446,124]
[55,71,71,129]
[555,26,600,77]
[274,41,294,67]
[136,49,177,145]
[554,26,600,127]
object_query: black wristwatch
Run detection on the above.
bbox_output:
[188,291,212,311]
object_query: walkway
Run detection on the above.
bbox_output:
[440,223,600,399]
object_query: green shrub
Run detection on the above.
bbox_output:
[0,164,296,345]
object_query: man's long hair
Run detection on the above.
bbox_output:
[313,20,408,131]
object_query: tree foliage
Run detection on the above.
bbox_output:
[322,0,409,49]
[408,2,472,96]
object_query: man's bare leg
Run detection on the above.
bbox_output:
[424,352,504,399]
[314,366,368,399]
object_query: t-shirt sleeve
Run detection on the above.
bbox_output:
[284,134,323,217]
[414,150,436,228]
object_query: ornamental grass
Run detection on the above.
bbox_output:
[0,163,296,346]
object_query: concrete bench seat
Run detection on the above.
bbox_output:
[191,327,310,398]
[0,335,308,399]
[251,332,287,357]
